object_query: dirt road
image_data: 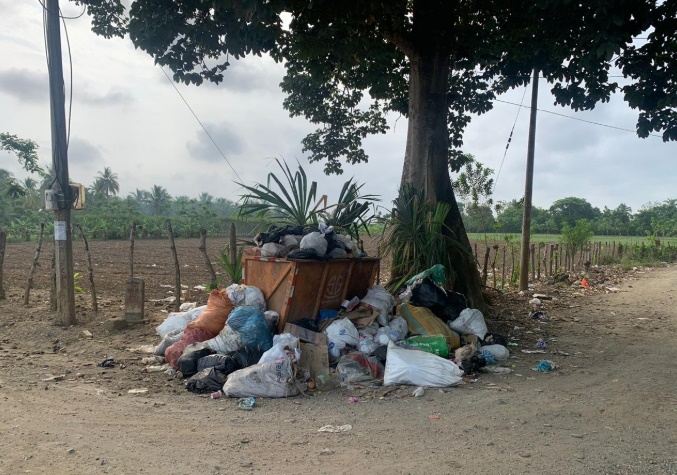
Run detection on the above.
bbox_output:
[0,265,676,475]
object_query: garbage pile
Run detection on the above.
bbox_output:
[150,266,512,400]
[245,224,363,260]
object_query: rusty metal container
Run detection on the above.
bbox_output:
[242,257,379,330]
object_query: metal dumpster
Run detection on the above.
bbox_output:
[242,257,380,331]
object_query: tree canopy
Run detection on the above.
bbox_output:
[75,0,676,307]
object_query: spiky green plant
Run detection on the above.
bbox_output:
[320,178,379,243]
[237,158,318,226]
[382,184,465,292]
[211,245,244,288]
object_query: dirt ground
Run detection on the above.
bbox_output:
[0,239,676,475]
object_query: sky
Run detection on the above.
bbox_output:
[1,1,675,214]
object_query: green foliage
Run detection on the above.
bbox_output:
[560,219,594,259]
[212,245,244,288]
[238,159,319,226]
[73,273,84,294]
[238,159,378,238]
[0,133,44,176]
[382,185,464,291]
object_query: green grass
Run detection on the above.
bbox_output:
[467,233,677,245]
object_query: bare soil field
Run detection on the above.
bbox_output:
[0,238,676,475]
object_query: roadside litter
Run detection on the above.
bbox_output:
[147,261,514,402]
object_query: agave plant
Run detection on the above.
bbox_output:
[211,245,244,288]
[320,178,379,244]
[237,159,318,226]
[382,184,465,292]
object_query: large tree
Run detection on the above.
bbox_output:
[76,0,675,307]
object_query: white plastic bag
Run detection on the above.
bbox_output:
[324,318,359,358]
[223,357,299,398]
[280,235,301,247]
[263,310,280,333]
[384,341,463,387]
[328,248,348,259]
[374,316,408,345]
[300,232,328,256]
[261,242,286,257]
[156,305,206,337]
[179,302,196,312]
[225,284,266,313]
[450,308,488,340]
[480,344,510,361]
[335,234,357,253]
[205,325,243,354]
[259,333,301,363]
[358,333,379,355]
[361,286,396,326]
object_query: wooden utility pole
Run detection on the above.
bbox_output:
[46,0,76,324]
[519,69,539,291]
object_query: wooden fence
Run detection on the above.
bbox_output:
[471,239,675,289]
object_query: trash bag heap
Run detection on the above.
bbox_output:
[150,263,512,400]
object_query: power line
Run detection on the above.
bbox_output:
[492,83,528,195]
[159,66,243,182]
[37,0,86,19]
[494,99,663,138]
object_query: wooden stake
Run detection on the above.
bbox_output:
[537,244,541,280]
[76,224,98,312]
[482,247,490,285]
[501,246,506,289]
[0,230,6,300]
[549,244,555,276]
[530,243,536,282]
[199,228,217,287]
[49,251,57,311]
[129,221,136,279]
[491,246,498,289]
[166,220,181,312]
[24,222,45,305]
[229,223,237,271]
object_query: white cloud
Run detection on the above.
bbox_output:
[0,1,674,213]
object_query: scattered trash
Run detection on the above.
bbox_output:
[237,397,256,411]
[479,350,496,365]
[210,390,222,399]
[337,353,384,384]
[324,318,359,359]
[482,366,513,374]
[529,311,548,321]
[128,388,149,395]
[529,298,542,307]
[521,349,546,354]
[179,302,196,312]
[42,374,65,382]
[384,342,463,388]
[347,396,359,404]
[318,425,352,433]
[535,339,548,349]
[450,308,488,340]
[98,357,115,368]
[413,386,425,398]
[82,330,93,338]
[532,360,559,372]
[580,278,591,290]
[222,356,305,398]
[428,415,440,421]
[479,344,509,361]
[360,286,396,325]
[401,335,449,358]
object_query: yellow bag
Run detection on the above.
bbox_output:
[397,302,461,349]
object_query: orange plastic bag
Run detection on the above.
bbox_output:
[581,278,591,290]
[187,289,234,335]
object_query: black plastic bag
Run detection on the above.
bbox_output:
[185,367,229,394]
[197,354,231,372]
[232,346,264,368]
[178,346,216,378]
[287,248,330,261]
[371,345,388,366]
[461,355,487,375]
[291,318,320,333]
[410,278,466,322]
[483,332,508,347]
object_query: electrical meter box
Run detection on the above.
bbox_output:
[44,184,85,210]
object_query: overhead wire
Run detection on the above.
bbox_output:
[494,99,663,138]
[159,66,244,183]
[37,0,86,19]
[492,83,528,195]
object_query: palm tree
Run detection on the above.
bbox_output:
[94,167,120,200]
[22,177,41,209]
[146,185,172,216]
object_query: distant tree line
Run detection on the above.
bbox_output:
[462,197,677,237]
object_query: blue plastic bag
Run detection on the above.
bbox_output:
[227,306,273,351]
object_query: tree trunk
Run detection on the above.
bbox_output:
[400,17,487,311]
[0,230,6,300]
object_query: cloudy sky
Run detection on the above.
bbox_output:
[1,1,674,214]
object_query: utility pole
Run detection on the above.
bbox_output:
[45,0,76,325]
[519,68,539,292]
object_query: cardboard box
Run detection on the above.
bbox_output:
[284,323,329,379]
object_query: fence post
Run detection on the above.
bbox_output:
[167,220,181,312]
[501,246,506,289]
[24,223,46,306]
[530,243,536,282]
[0,230,6,300]
[76,224,98,312]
